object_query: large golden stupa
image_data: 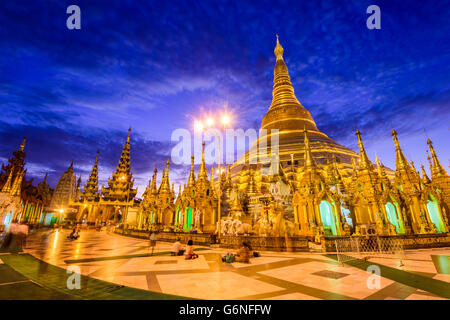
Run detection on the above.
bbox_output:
[231,36,359,179]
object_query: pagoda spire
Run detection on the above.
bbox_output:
[2,166,14,193]
[421,164,431,184]
[210,167,216,195]
[391,129,410,172]
[303,129,316,169]
[246,168,257,195]
[355,129,373,170]
[43,172,48,184]
[274,34,284,61]
[177,184,182,199]
[19,137,26,152]
[375,156,390,186]
[151,168,158,194]
[83,150,100,200]
[375,156,384,178]
[226,164,232,186]
[101,129,136,201]
[10,168,24,196]
[159,159,171,193]
[351,158,358,180]
[197,141,208,183]
[187,155,196,187]
[427,138,446,176]
[426,152,433,172]
[268,36,305,114]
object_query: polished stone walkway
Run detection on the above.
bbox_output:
[5,229,449,300]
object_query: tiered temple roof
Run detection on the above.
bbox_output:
[101,128,137,202]
[82,150,100,201]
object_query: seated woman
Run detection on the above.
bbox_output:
[185,240,198,260]
[234,242,251,263]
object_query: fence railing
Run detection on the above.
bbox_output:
[335,236,405,267]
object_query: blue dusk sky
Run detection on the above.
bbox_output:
[0,0,449,196]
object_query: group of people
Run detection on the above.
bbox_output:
[148,232,199,260]
[150,232,257,263]
[171,238,199,259]
[0,221,29,253]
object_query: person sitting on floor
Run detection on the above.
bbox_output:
[234,242,251,263]
[68,227,79,240]
[185,240,198,260]
[171,238,184,256]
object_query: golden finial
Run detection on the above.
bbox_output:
[274,34,284,60]
[19,137,26,152]
[127,127,131,143]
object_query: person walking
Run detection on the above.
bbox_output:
[149,231,157,256]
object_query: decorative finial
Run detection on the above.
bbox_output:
[274,34,284,61]
[20,137,26,152]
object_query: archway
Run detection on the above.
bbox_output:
[426,195,445,233]
[184,207,192,232]
[319,200,337,236]
[385,202,400,233]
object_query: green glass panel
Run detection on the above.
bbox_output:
[319,200,337,235]
[427,200,445,233]
[184,207,192,232]
[385,202,400,233]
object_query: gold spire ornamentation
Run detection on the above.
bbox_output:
[355,129,373,170]
[19,137,26,152]
[427,138,447,177]
[187,155,196,188]
[303,129,316,169]
[1,166,14,193]
[392,129,410,172]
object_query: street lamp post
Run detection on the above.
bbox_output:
[197,114,230,243]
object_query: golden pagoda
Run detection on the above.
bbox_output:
[231,36,360,193]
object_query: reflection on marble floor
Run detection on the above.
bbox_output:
[23,230,450,300]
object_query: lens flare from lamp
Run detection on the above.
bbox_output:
[221,115,230,126]
[206,117,214,127]
[194,120,204,132]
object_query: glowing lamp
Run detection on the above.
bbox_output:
[221,115,230,126]
[206,117,214,127]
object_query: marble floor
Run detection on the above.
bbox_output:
[20,229,450,300]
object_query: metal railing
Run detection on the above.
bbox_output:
[335,236,405,267]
